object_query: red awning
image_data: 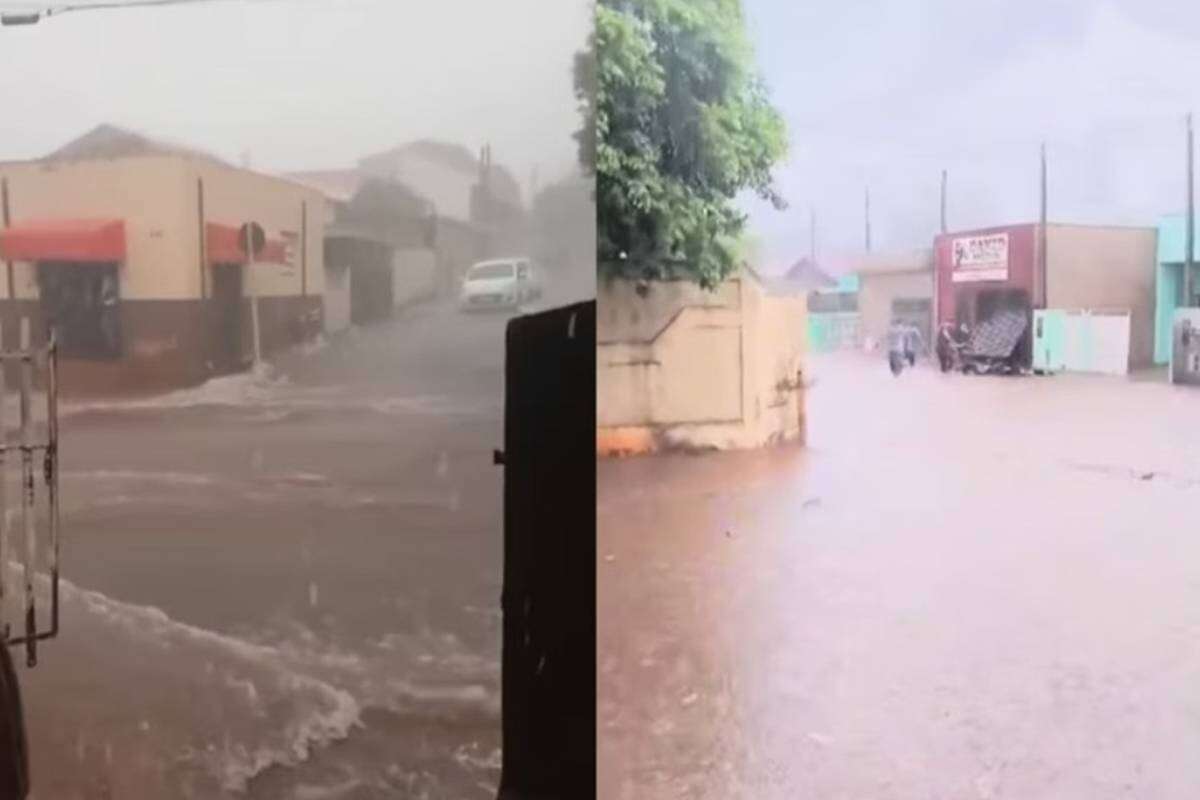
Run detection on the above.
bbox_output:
[206,223,288,265]
[0,218,126,262]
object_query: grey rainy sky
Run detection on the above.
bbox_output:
[740,0,1200,274]
[0,0,590,197]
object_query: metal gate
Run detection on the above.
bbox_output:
[0,319,59,669]
[497,301,595,799]
[1033,308,1131,376]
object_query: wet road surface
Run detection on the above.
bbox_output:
[17,299,520,799]
[599,354,1200,799]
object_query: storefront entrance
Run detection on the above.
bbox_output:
[210,262,245,371]
[959,287,1033,366]
[36,261,121,360]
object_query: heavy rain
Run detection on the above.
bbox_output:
[0,0,594,797]
[597,0,1200,798]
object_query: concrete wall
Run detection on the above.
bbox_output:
[193,160,326,300]
[0,156,194,300]
[435,218,484,297]
[323,265,351,333]
[392,247,437,308]
[597,273,807,454]
[858,270,933,346]
[1045,224,1157,368]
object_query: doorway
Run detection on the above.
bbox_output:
[890,297,932,352]
[210,263,244,371]
[37,261,121,360]
[976,288,1030,324]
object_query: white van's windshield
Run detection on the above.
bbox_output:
[469,263,515,280]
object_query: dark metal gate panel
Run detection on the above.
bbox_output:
[0,317,61,799]
[498,301,595,800]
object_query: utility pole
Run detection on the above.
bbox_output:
[864,187,872,253]
[809,208,816,265]
[940,169,947,234]
[1039,142,1048,308]
[248,242,261,367]
[1187,113,1195,306]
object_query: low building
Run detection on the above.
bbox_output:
[935,223,1156,371]
[597,270,807,455]
[852,250,934,351]
[0,125,325,394]
[782,257,836,291]
[806,273,860,353]
[358,140,526,295]
[1153,215,1200,367]
[286,171,438,331]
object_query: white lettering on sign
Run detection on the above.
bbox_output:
[951,232,1008,282]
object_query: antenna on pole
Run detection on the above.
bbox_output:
[940,169,948,234]
[1187,113,1195,307]
[865,187,872,253]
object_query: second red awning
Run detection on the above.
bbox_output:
[206,223,288,265]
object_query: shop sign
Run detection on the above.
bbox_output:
[951,232,1008,282]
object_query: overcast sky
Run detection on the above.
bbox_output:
[0,0,590,197]
[741,0,1200,274]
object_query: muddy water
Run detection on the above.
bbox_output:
[599,354,1200,799]
[15,302,512,799]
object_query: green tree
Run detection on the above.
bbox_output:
[594,0,787,288]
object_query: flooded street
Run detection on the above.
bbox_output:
[20,300,517,799]
[599,355,1200,799]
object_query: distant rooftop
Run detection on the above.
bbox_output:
[39,123,228,166]
[285,169,363,204]
[358,139,523,209]
[783,257,837,289]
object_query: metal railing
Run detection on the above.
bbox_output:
[0,319,58,668]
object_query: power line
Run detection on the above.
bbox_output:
[2,0,237,25]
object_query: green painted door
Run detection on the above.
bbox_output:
[1032,310,1066,372]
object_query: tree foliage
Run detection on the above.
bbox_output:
[594,0,787,288]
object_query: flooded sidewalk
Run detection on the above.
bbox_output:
[599,354,1200,799]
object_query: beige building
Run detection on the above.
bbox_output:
[852,249,935,350]
[597,270,807,455]
[0,126,325,394]
[1042,224,1157,368]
